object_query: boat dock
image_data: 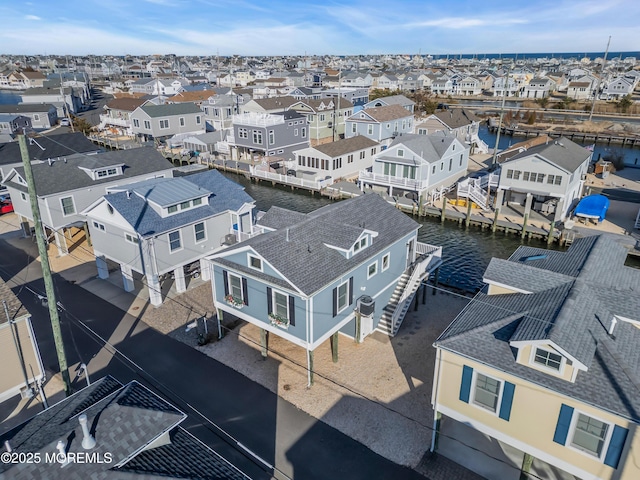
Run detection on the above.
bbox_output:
[486,124,640,147]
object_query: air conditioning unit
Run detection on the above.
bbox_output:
[357,295,375,317]
[20,386,34,399]
[223,233,237,245]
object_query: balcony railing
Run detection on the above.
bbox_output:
[99,114,130,128]
[359,170,428,191]
[250,166,334,191]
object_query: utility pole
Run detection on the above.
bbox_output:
[588,36,611,122]
[18,135,72,396]
[490,60,513,169]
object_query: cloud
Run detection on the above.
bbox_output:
[406,17,527,29]
[25,14,41,20]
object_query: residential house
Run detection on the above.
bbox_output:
[364,94,415,114]
[377,73,400,90]
[20,85,85,116]
[416,109,487,154]
[567,76,597,100]
[0,114,30,136]
[0,277,44,405]
[293,136,379,181]
[202,93,250,131]
[6,70,46,89]
[208,194,442,380]
[240,96,298,115]
[492,75,520,97]
[322,87,369,109]
[166,89,218,107]
[601,77,635,100]
[0,132,99,183]
[229,110,309,163]
[129,77,188,96]
[0,376,250,479]
[398,72,420,92]
[286,86,323,100]
[522,77,553,99]
[345,104,414,147]
[431,77,454,96]
[456,76,483,96]
[359,133,469,197]
[83,170,255,306]
[288,98,353,146]
[98,96,146,136]
[2,147,175,255]
[431,234,640,480]
[496,136,591,222]
[0,103,58,130]
[130,102,205,143]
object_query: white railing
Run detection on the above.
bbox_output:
[458,180,489,210]
[635,208,640,229]
[359,170,428,191]
[232,112,284,127]
[251,166,334,190]
[216,141,230,154]
[231,227,265,242]
[99,114,130,128]
[389,244,442,333]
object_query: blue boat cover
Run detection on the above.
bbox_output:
[574,194,609,222]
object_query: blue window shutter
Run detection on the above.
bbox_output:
[242,277,248,306]
[553,404,574,445]
[499,382,515,421]
[288,296,295,326]
[459,365,473,403]
[222,270,229,296]
[604,425,628,469]
[266,287,272,315]
[332,287,338,317]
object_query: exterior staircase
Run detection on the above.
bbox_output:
[376,243,442,337]
[635,208,640,229]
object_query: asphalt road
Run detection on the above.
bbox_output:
[0,239,426,480]
[77,87,112,126]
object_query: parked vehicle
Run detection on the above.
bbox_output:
[0,201,14,215]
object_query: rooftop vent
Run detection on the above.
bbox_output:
[79,414,96,449]
[522,254,547,262]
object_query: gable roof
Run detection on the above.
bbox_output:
[436,234,640,422]
[105,97,146,112]
[382,133,459,163]
[505,136,591,173]
[429,109,479,129]
[0,133,100,167]
[353,104,413,123]
[5,147,174,196]
[0,377,249,479]
[215,193,420,295]
[0,104,56,115]
[250,96,298,111]
[102,170,254,237]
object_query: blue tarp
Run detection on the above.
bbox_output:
[574,194,609,222]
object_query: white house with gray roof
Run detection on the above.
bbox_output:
[130,102,205,143]
[345,104,414,147]
[2,147,175,256]
[496,137,591,222]
[83,170,256,306]
[431,235,640,480]
[359,133,469,198]
[207,194,442,383]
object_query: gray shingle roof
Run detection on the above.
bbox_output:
[105,170,254,237]
[387,133,459,162]
[6,147,174,196]
[313,136,379,157]
[0,377,249,479]
[218,193,420,295]
[0,277,29,324]
[505,136,591,173]
[140,102,202,118]
[0,132,100,166]
[436,234,640,422]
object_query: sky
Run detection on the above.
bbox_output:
[1,0,639,57]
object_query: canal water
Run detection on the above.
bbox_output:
[224,172,563,293]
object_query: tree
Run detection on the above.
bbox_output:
[369,88,395,101]
[71,115,93,135]
[527,111,536,125]
[618,94,633,113]
[535,97,549,109]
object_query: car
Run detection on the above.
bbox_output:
[59,118,70,126]
[0,201,14,215]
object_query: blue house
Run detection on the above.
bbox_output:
[208,194,442,384]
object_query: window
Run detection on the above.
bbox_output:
[125,233,139,244]
[367,124,373,135]
[513,170,521,180]
[507,169,513,179]
[133,119,140,128]
[473,373,501,412]
[144,120,151,130]
[371,148,376,155]
[449,158,452,171]
[571,413,609,457]
[268,130,275,145]
[60,196,75,216]
[301,127,306,137]
[159,119,169,129]
[533,348,563,371]
[351,123,356,134]
[194,222,206,242]
[554,176,562,185]
[168,231,181,252]
[238,128,248,139]
[168,205,178,214]
[382,253,390,271]
[252,130,263,144]
[196,115,201,124]
[34,114,40,121]
[248,255,262,271]
[319,113,325,122]
[192,197,202,206]
[294,128,298,136]
[179,117,185,127]
[21,192,26,201]
[347,154,353,163]
[337,281,349,313]
[273,290,289,319]
[367,261,378,278]
[180,201,190,210]
[548,175,555,184]
[536,174,545,183]
[523,171,530,181]
[432,165,436,174]
[398,149,404,157]
[228,273,243,300]
[440,162,444,171]
[92,221,105,231]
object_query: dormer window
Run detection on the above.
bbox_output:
[532,347,564,372]
[397,149,404,157]
[97,168,118,178]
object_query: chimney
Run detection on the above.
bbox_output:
[126,190,131,199]
[79,414,96,449]
[609,317,617,336]
[285,228,290,242]
[4,441,11,453]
